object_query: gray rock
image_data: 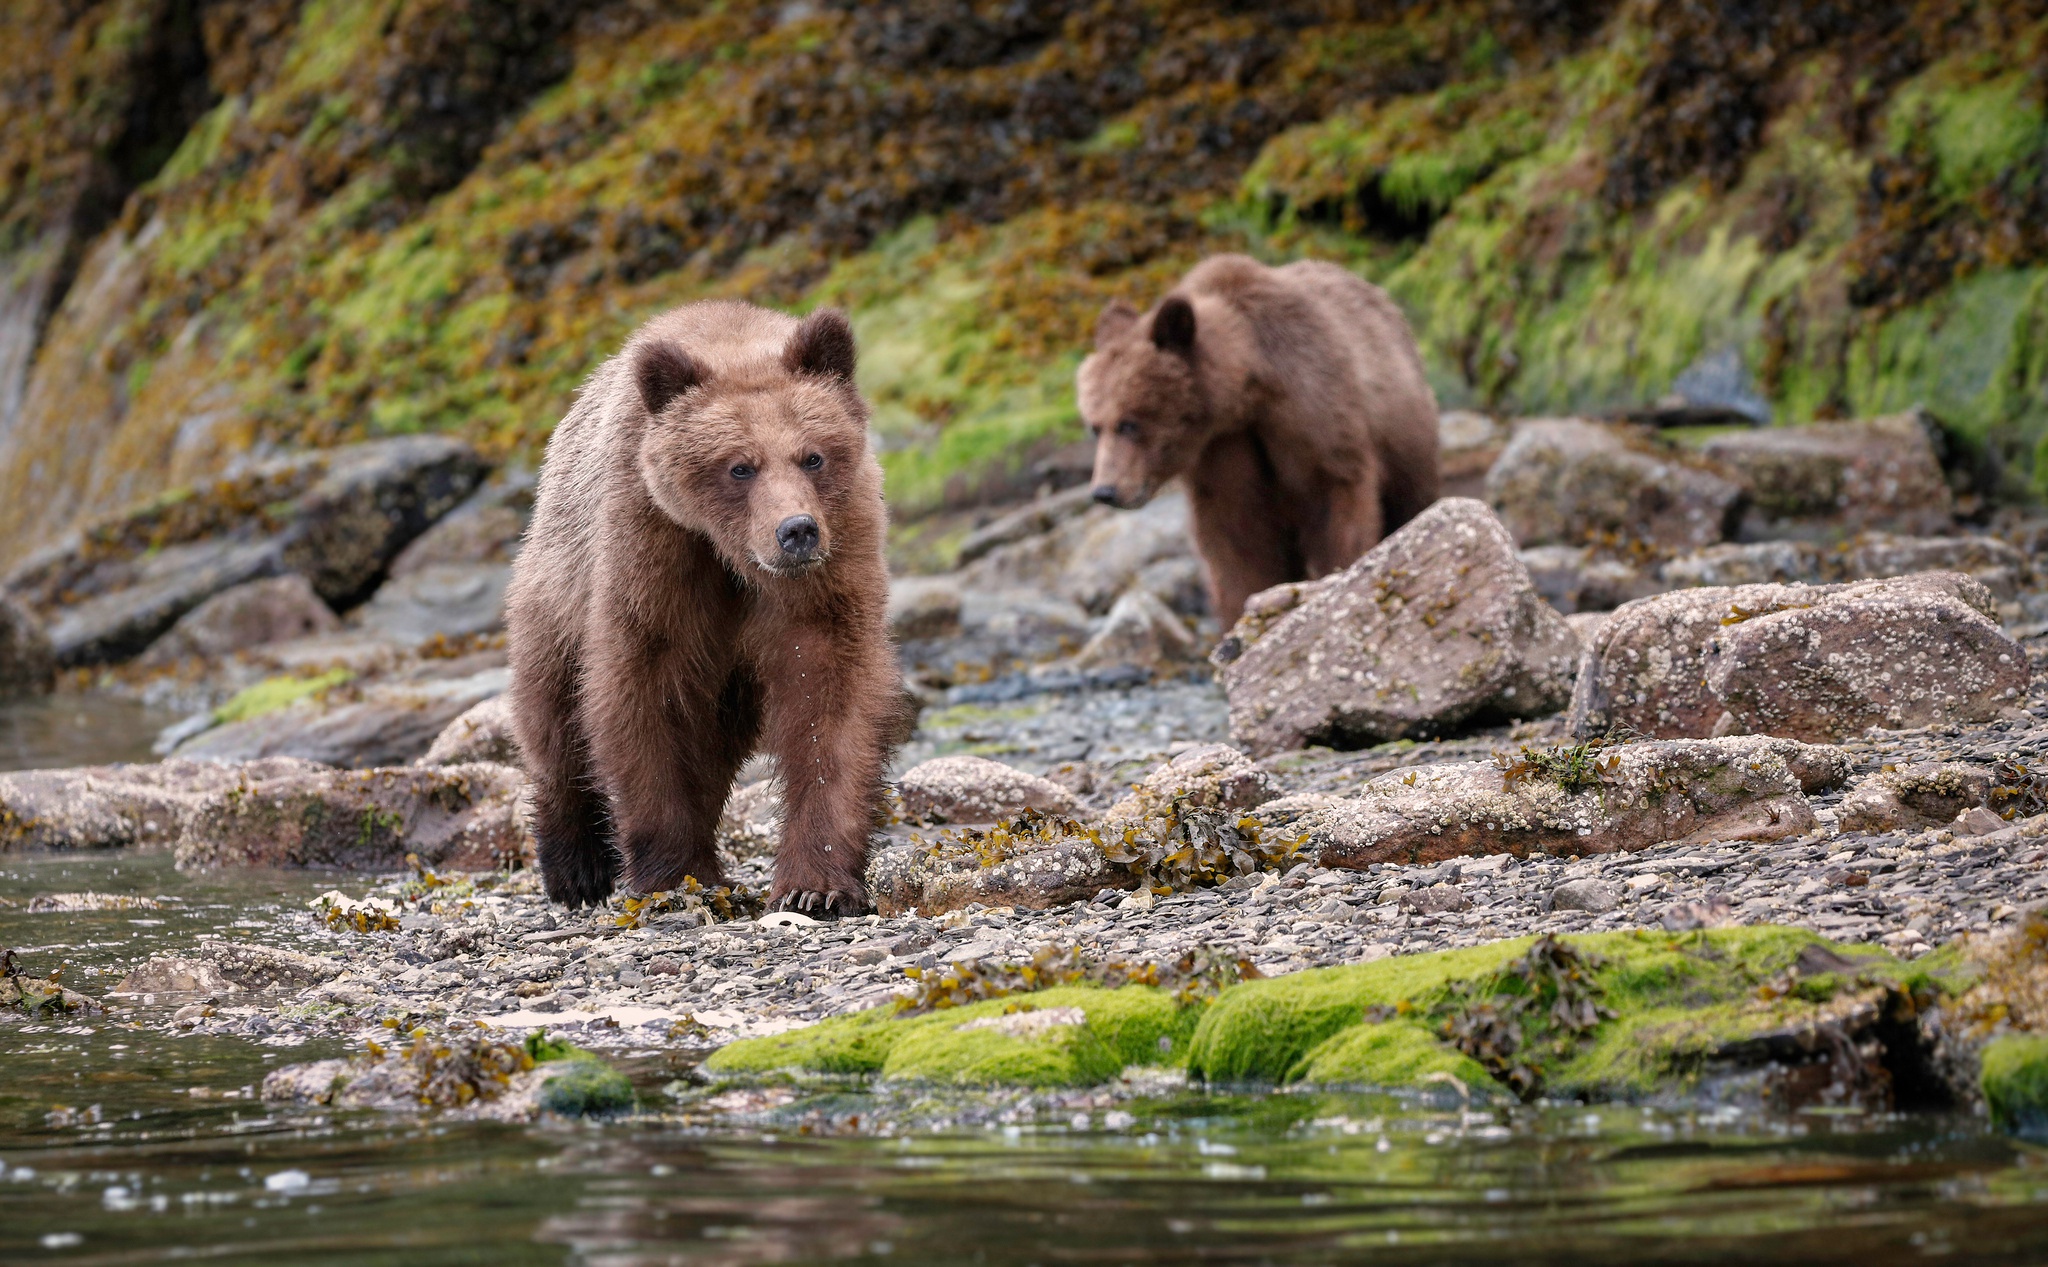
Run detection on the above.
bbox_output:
[1695,412,1953,538]
[1566,573,2003,739]
[897,755,1079,824]
[962,490,1194,615]
[719,778,781,860]
[1550,878,1623,913]
[113,943,338,997]
[175,666,509,768]
[174,760,531,871]
[899,587,1093,685]
[417,694,519,767]
[868,835,1130,918]
[1401,883,1472,914]
[1439,410,1509,494]
[5,437,487,664]
[137,574,340,665]
[0,756,325,852]
[1837,762,1994,834]
[0,594,53,700]
[1838,534,2028,600]
[955,485,1096,566]
[1485,418,1743,552]
[1216,499,1580,756]
[1103,744,1278,823]
[1063,589,1199,676]
[350,562,511,645]
[1134,556,1208,618]
[1518,545,1666,614]
[1660,541,1826,589]
[889,575,964,642]
[1702,574,2029,741]
[387,468,533,576]
[1254,735,1845,868]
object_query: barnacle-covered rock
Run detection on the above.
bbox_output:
[0,756,326,852]
[1837,762,1996,833]
[1696,412,1953,538]
[261,1028,630,1120]
[1485,418,1743,553]
[896,755,1078,825]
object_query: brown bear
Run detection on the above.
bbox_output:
[1077,254,1441,628]
[505,299,902,915]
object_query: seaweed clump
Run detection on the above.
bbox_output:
[1493,738,1623,795]
[1422,934,1615,1099]
[897,944,1260,1017]
[614,876,767,929]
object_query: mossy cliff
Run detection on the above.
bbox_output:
[6,1,2048,566]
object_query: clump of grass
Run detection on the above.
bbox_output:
[213,668,353,726]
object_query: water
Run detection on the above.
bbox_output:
[5,854,2048,1263]
[0,693,184,772]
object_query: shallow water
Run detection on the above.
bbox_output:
[0,693,184,772]
[5,857,2048,1264]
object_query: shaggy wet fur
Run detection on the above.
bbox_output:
[1078,254,1441,627]
[506,300,902,914]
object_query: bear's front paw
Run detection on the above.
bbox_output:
[769,886,871,918]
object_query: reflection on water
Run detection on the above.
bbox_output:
[3,856,2048,1264]
[0,692,184,772]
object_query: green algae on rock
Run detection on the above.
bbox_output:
[1981,1034,2048,1139]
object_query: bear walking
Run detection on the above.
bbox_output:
[505,300,901,914]
[1077,254,1440,627]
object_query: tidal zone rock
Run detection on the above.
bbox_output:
[1484,418,1743,552]
[1568,572,2021,740]
[263,1030,631,1120]
[895,755,1078,825]
[138,574,340,665]
[174,762,532,871]
[417,693,520,768]
[701,927,1972,1110]
[1837,763,1996,833]
[1253,735,1848,868]
[0,593,54,699]
[0,756,326,851]
[175,666,510,768]
[1215,498,1580,757]
[1696,412,1953,538]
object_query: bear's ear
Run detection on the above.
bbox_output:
[1151,296,1196,357]
[1094,300,1139,347]
[783,307,857,382]
[634,342,706,416]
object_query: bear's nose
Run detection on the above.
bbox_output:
[776,514,821,559]
[1091,485,1120,507]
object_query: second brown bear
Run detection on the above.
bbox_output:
[505,300,902,914]
[1078,254,1441,628]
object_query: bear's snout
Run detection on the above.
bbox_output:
[776,514,822,562]
[1091,484,1121,507]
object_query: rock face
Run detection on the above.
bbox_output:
[1484,418,1743,552]
[175,666,510,768]
[0,594,54,700]
[0,757,326,851]
[1837,763,1994,833]
[417,694,520,767]
[1,438,486,664]
[1253,735,1849,868]
[1215,499,1580,757]
[174,761,532,871]
[896,755,1079,824]
[137,574,340,665]
[386,468,533,576]
[1567,572,2009,739]
[1696,412,1953,538]
[1702,576,2030,740]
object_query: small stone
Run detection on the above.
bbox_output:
[416,694,518,767]
[1659,896,1736,931]
[1550,879,1623,913]
[1064,588,1199,675]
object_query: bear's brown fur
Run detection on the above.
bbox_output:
[1077,254,1440,627]
[506,300,903,914]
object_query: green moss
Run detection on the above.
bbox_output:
[1981,1034,2048,1139]
[706,985,1193,1088]
[538,1059,635,1117]
[213,668,353,725]
[1293,1019,1493,1087]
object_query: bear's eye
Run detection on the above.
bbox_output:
[802,453,824,471]
[1116,419,1141,439]
[730,463,756,480]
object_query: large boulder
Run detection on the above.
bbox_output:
[1254,735,1849,868]
[1484,418,1743,553]
[1702,575,2030,741]
[868,835,1128,917]
[0,757,326,851]
[174,667,509,768]
[1569,573,2014,740]
[896,755,1079,824]
[961,489,1194,615]
[0,594,54,700]
[2,437,486,664]
[174,761,532,871]
[1695,412,1953,538]
[137,574,340,665]
[348,562,511,646]
[1215,499,1580,757]
[417,694,520,767]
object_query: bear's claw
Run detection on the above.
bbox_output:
[771,889,868,918]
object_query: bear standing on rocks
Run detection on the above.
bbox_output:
[506,300,902,915]
[1078,254,1440,627]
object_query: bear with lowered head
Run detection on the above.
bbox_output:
[1078,253,1441,628]
[506,300,902,915]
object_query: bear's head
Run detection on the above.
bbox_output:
[632,308,877,579]
[1075,295,1208,509]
